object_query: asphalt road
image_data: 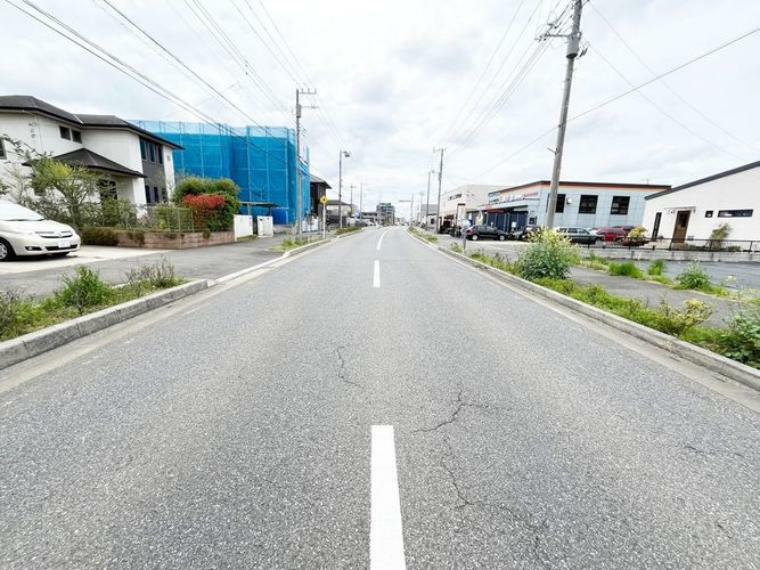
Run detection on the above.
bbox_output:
[1,228,759,568]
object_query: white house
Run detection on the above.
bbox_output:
[0,95,181,207]
[470,180,670,231]
[642,161,760,244]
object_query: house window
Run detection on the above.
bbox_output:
[72,130,82,143]
[145,184,152,204]
[0,139,5,159]
[610,196,630,215]
[161,187,168,202]
[718,209,753,218]
[59,126,71,140]
[140,139,147,160]
[579,194,598,214]
[705,210,714,218]
[153,186,160,203]
[149,143,156,163]
[158,148,164,165]
[555,194,565,213]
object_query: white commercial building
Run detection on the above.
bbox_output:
[0,95,181,207]
[642,161,760,244]
[470,180,669,231]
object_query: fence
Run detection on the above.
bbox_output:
[139,204,196,232]
[582,238,760,253]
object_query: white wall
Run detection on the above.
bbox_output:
[642,166,760,242]
[440,185,503,218]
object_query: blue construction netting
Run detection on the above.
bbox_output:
[134,121,310,225]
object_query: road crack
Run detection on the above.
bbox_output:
[335,345,361,388]
[413,388,490,433]
[439,436,552,567]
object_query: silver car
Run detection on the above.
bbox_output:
[0,202,81,261]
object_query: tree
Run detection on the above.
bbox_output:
[28,157,100,228]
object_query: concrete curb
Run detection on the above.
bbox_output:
[0,280,210,371]
[408,231,760,392]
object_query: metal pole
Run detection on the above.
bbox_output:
[349,184,355,221]
[359,183,363,220]
[338,151,343,229]
[322,201,326,239]
[425,170,433,229]
[435,148,445,232]
[545,0,583,229]
[295,89,302,237]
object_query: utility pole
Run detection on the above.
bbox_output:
[348,184,356,220]
[545,0,583,229]
[295,88,317,237]
[433,148,445,232]
[425,169,434,229]
[359,183,363,220]
[338,149,351,229]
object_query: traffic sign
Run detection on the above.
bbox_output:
[320,195,328,205]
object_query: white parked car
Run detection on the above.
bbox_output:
[0,202,81,261]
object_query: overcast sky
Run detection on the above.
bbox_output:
[3,0,759,216]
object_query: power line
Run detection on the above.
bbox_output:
[5,0,293,171]
[592,46,747,161]
[588,1,759,155]
[444,0,547,149]
[462,25,760,181]
[439,0,530,143]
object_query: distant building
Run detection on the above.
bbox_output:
[642,160,760,243]
[377,203,395,225]
[470,180,670,231]
[439,185,504,230]
[360,211,378,224]
[0,95,181,207]
[419,203,437,227]
[133,120,309,225]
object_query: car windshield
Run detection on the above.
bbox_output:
[0,203,45,222]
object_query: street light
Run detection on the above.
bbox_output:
[338,150,351,229]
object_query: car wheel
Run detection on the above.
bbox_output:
[471,234,478,241]
[0,239,15,261]
[499,234,506,241]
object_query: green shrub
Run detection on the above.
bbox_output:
[675,262,727,295]
[647,259,665,276]
[336,226,361,235]
[127,229,146,246]
[56,266,113,314]
[708,223,731,250]
[535,278,711,336]
[718,310,760,368]
[80,226,119,246]
[470,251,520,275]
[580,254,610,271]
[125,258,182,293]
[450,243,464,253]
[98,198,138,227]
[518,229,579,280]
[607,261,644,279]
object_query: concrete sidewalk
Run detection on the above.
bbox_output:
[0,235,290,298]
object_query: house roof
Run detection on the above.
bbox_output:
[309,174,332,189]
[0,95,82,125]
[645,160,760,200]
[326,199,351,206]
[50,148,145,178]
[0,96,182,149]
[496,180,671,194]
[78,114,183,149]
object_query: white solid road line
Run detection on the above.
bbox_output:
[370,425,406,570]
[377,230,389,251]
[373,260,381,288]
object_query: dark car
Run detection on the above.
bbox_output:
[556,227,601,245]
[466,225,509,241]
[508,225,540,241]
